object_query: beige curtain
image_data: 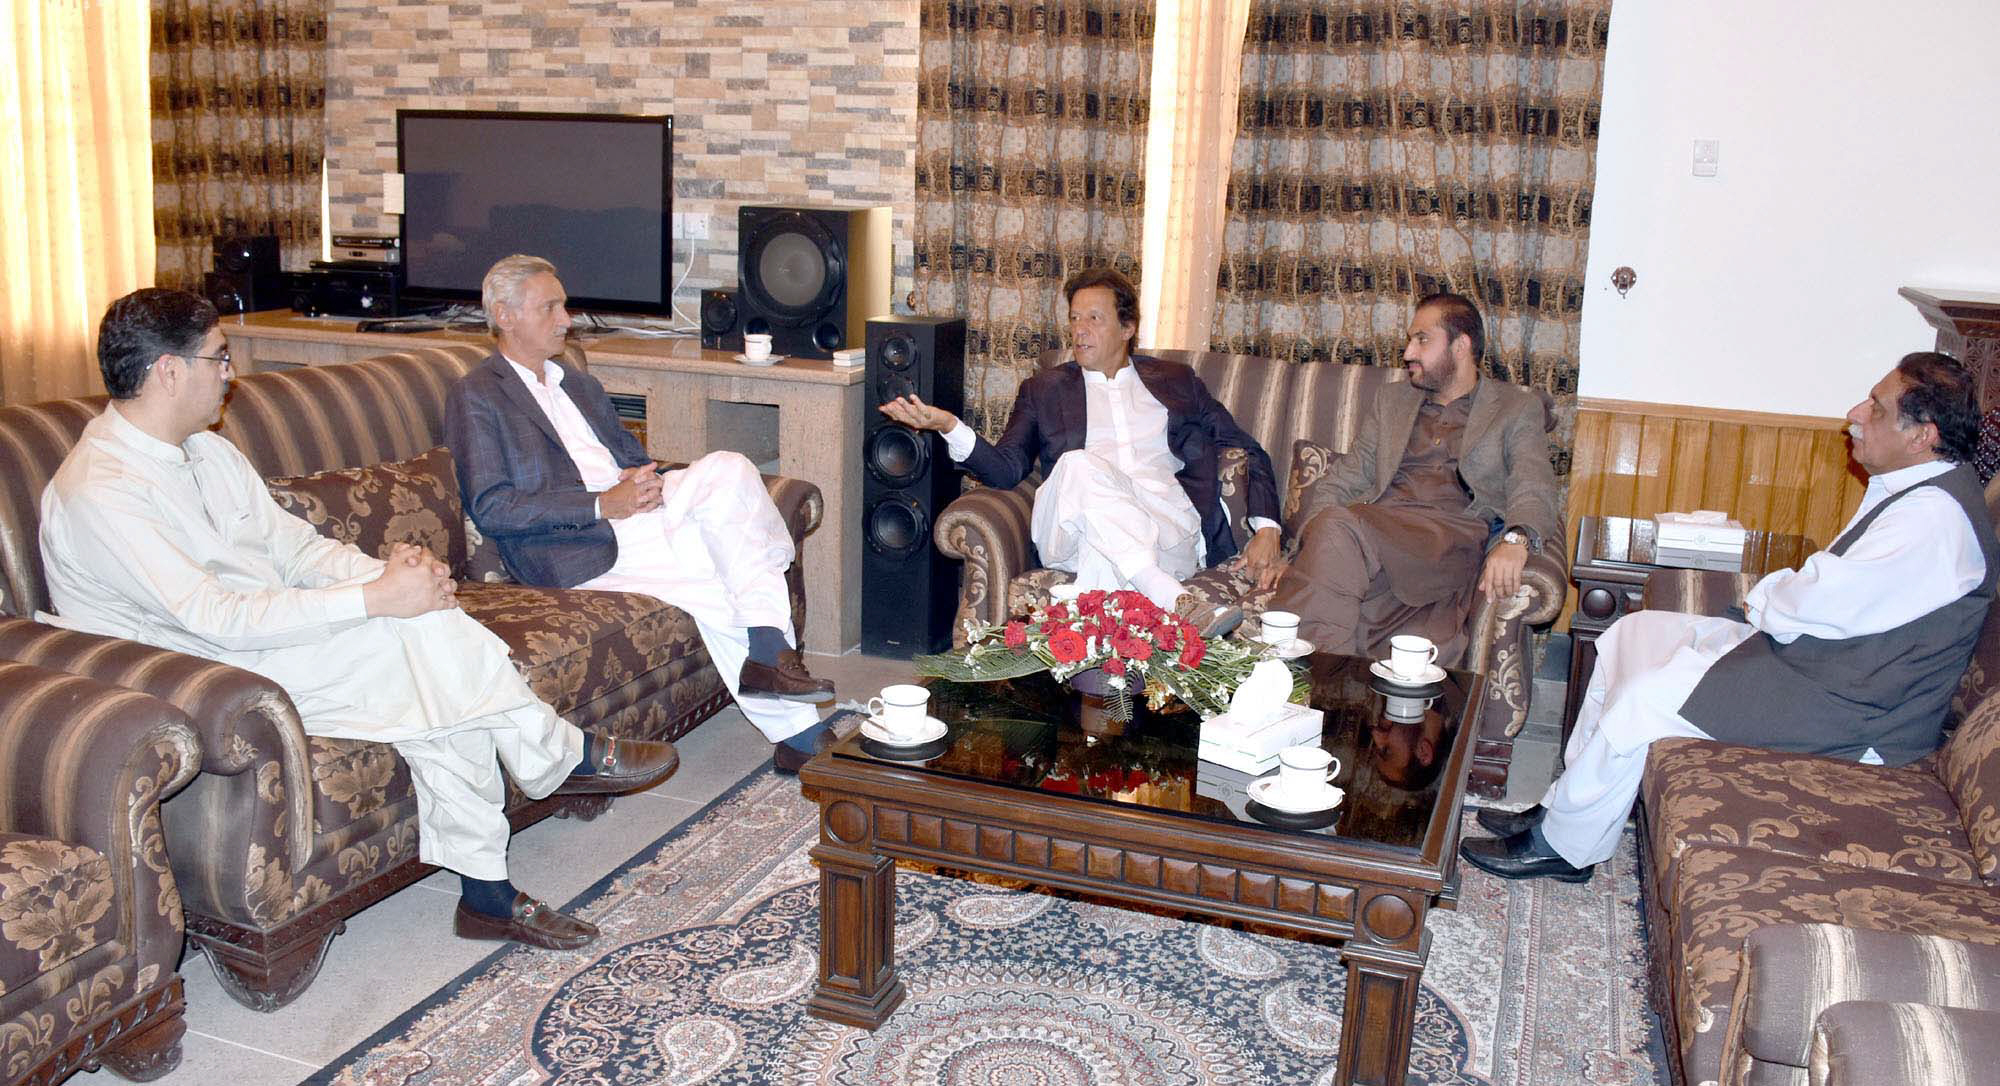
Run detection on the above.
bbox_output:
[1215,2,1612,476]
[0,0,155,405]
[912,1,1157,437]
[1140,0,1252,352]
[151,1,327,291]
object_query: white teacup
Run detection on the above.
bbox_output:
[866,683,930,736]
[1276,744,1342,803]
[1384,693,1435,722]
[1259,610,1300,646]
[1388,634,1438,682]
[742,333,773,361]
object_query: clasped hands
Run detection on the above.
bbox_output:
[600,461,663,520]
[365,541,457,618]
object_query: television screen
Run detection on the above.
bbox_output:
[397,110,672,314]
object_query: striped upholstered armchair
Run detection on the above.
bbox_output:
[0,661,200,1083]
[0,342,822,1012]
[932,348,1568,799]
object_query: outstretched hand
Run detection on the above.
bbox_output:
[878,394,958,433]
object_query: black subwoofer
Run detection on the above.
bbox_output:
[862,315,967,657]
[204,235,285,314]
[700,287,742,352]
[736,205,891,360]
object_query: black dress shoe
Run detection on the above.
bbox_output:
[1460,828,1594,884]
[453,892,598,950]
[739,649,836,703]
[1475,803,1545,838]
[772,720,838,775]
[555,735,680,796]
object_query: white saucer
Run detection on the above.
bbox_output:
[733,353,786,366]
[1261,637,1314,660]
[1247,776,1346,814]
[860,715,948,746]
[1370,660,1446,687]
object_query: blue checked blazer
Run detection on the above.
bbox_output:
[443,350,650,588]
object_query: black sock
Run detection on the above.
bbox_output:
[572,732,598,776]
[747,626,788,666]
[779,720,830,752]
[460,876,520,917]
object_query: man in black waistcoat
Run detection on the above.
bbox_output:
[1463,352,1997,883]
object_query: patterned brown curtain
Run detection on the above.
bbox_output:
[151,1,328,291]
[912,1,1156,437]
[1214,2,1611,476]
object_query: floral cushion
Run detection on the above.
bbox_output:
[1642,738,1980,888]
[0,832,115,981]
[1940,695,2000,884]
[454,582,697,715]
[1664,842,2000,1086]
[267,445,469,576]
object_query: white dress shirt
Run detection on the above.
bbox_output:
[1746,458,1986,642]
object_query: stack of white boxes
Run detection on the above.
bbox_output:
[1653,511,1748,572]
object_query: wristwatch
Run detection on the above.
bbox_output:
[1500,527,1539,553]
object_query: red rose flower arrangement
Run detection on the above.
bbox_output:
[917,587,1286,719]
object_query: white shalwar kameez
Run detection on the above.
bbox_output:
[1542,458,1986,868]
[503,358,817,743]
[944,364,1274,609]
[38,406,582,881]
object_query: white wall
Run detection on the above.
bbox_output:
[1578,0,2000,417]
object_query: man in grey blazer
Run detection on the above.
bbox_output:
[1265,293,1561,662]
[445,256,836,776]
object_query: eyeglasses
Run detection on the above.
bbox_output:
[183,350,232,370]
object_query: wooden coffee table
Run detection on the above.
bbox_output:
[798,654,1479,1086]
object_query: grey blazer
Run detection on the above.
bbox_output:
[1300,377,1561,551]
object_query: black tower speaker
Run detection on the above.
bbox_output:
[736,205,891,360]
[862,315,967,657]
[204,235,285,314]
[699,287,743,352]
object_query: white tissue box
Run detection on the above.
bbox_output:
[1198,702,1325,775]
[1653,511,1746,571]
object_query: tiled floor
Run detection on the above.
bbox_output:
[77,647,1562,1086]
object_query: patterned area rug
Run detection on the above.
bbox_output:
[309,769,1666,1085]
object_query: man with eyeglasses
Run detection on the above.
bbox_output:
[37,288,679,951]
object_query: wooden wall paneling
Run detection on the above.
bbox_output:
[1559,398,1864,630]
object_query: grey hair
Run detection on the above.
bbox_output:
[481,254,559,334]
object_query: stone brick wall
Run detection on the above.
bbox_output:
[325,0,920,317]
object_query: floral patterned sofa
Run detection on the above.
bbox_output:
[0,342,821,1012]
[1635,486,2000,1086]
[0,661,199,1084]
[932,348,1567,798]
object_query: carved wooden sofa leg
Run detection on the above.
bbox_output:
[190,918,347,1012]
[92,990,189,1082]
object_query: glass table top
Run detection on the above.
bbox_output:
[832,654,1474,855]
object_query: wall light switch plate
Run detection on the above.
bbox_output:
[382,173,405,215]
[1692,139,1720,178]
[684,213,709,241]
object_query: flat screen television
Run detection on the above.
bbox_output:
[396,110,673,315]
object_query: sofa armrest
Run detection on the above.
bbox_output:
[1458,549,1567,738]
[761,472,824,543]
[934,482,1037,644]
[1811,1002,2000,1086]
[0,617,316,873]
[1722,924,2000,1079]
[1641,567,1761,615]
[0,660,200,978]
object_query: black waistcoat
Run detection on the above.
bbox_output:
[1678,462,1999,766]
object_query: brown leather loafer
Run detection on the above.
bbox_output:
[739,648,835,703]
[453,892,598,950]
[554,735,680,796]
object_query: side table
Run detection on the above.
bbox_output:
[1564,515,1813,744]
